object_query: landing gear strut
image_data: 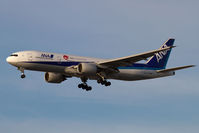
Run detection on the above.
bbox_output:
[18,67,26,79]
[78,77,92,91]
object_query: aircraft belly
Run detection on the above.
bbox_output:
[108,69,158,81]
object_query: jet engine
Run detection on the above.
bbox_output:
[77,63,98,75]
[45,72,66,83]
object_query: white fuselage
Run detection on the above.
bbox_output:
[6,51,174,81]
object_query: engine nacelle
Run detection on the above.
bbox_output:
[45,72,65,83]
[77,63,97,75]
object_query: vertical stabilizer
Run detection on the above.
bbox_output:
[146,38,175,69]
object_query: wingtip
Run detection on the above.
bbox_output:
[184,65,196,68]
[190,65,196,67]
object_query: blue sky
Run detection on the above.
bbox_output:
[0,0,199,133]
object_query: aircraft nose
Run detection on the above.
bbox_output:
[6,56,11,63]
[6,56,15,66]
[6,56,18,67]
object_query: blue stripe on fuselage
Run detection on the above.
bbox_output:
[23,61,162,70]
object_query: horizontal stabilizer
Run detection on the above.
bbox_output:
[156,65,195,73]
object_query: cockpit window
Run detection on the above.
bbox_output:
[10,54,18,57]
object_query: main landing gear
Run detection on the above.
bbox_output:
[18,67,26,79]
[78,75,112,91]
[96,73,111,87]
[78,77,92,91]
[78,76,112,91]
[78,83,92,91]
[97,79,111,86]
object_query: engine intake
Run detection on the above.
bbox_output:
[77,63,97,75]
[45,72,65,83]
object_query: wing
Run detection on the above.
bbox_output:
[98,46,175,68]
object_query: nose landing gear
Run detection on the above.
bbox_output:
[18,67,26,79]
[21,74,26,79]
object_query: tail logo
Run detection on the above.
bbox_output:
[155,44,169,63]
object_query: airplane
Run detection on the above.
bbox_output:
[6,38,195,91]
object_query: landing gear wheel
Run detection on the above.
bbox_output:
[86,86,92,91]
[101,81,105,85]
[97,79,111,87]
[82,84,87,89]
[97,79,102,84]
[78,84,83,88]
[78,83,92,91]
[21,74,26,79]
[105,81,111,86]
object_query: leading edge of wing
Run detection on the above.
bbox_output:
[98,46,175,68]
